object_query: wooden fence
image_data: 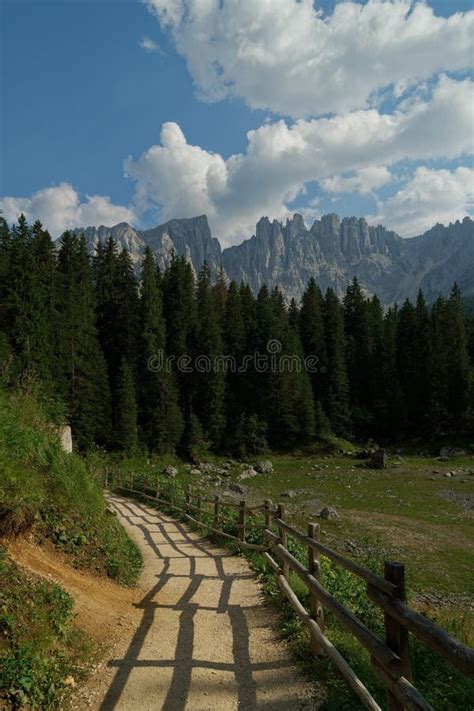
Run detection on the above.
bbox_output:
[107,470,474,711]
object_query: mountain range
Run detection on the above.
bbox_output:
[72,213,474,304]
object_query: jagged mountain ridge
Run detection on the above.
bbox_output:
[71,213,474,304]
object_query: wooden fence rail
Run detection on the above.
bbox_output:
[107,470,474,710]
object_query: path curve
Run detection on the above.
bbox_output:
[80,494,321,710]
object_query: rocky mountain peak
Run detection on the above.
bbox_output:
[68,213,473,304]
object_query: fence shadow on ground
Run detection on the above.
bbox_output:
[99,495,297,711]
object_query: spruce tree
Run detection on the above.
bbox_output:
[381,306,405,438]
[299,277,328,408]
[116,357,138,453]
[194,263,225,447]
[56,233,111,448]
[139,247,183,452]
[324,288,351,436]
[444,284,470,429]
[223,281,246,433]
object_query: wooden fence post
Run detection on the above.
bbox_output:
[129,472,134,491]
[308,522,325,656]
[238,500,246,542]
[186,485,191,512]
[277,504,289,579]
[156,478,160,501]
[384,561,412,711]
[104,467,109,489]
[197,496,202,523]
[264,499,272,529]
[214,495,220,530]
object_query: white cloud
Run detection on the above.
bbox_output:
[139,36,162,54]
[144,0,474,118]
[125,76,473,244]
[0,183,136,237]
[322,166,393,194]
[370,166,474,236]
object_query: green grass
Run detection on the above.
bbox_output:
[0,386,142,708]
[0,387,142,584]
[110,451,474,709]
[0,546,95,710]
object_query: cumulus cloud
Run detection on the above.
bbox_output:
[321,167,393,195]
[370,166,474,236]
[139,36,162,54]
[0,183,136,238]
[124,76,473,244]
[143,0,474,117]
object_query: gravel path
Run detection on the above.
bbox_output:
[90,494,320,711]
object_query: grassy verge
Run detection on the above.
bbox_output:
[0,387,142,584]
[110,455,474,709]
[0,547,95,710]
[0,386,142,708]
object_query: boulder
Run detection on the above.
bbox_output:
[238,467,258,480]
[319,506,339,520]
[254,460,274,474]
[162,465,178,478]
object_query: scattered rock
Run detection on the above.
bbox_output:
[254,460,274,474]
[439,447,466,458]
[281,490,297,498]
[439,490,474,511]
[162,465,178,478]
[64,675,76,688]
[190,468,201,476]
[444,472,452,478]
[226,482,246,495]
[319,506,339,520]
[238,467,258,480]
[432,469,441,474]
[199,462,215,474]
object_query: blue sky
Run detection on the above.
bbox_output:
[1,0,473,244]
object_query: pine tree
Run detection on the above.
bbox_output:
[194,263,225,447]
[396,298,418,431]
[116,357,138,453]
[381,306,405,438]
[138,247,183,452]
[444,284,470,429]
[56,233,111,448]
[299,277,328,408]
[115,247,140,368]
[324,288,351,436]
[343,278,372,432]
[413,290,431,432]
[428,296,449,434]
[223,281,246,433]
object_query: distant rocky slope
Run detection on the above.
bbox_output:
[71,213,473,304]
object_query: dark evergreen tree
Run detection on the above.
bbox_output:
[56,233,111,448]
[116,357,138,453]
[324,288,351,436]
[299,277,328,408]
[223,281,246,433]
[138,247,183,452]
[381,306,405,437]
[194,263,225,447]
